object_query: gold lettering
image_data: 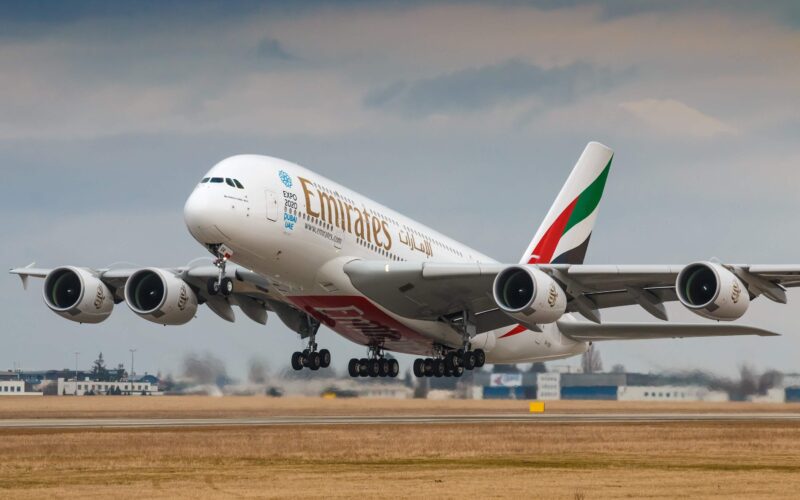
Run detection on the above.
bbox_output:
[298,177,319,218]
[319,191,341,227]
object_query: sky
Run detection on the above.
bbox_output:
[1,0,799,379]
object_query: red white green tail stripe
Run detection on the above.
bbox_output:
[521,142,613,265]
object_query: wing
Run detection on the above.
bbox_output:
[556,321,779,341]
[343,260,800,331]
[10,264,274,324]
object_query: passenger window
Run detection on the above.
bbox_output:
[201,177,210,183]
[210,177,223,183]
[225,178,235,187]
[233,179,244,189]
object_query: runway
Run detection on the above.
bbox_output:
[2,412,800,429]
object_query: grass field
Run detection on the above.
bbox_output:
[1,397,799,498]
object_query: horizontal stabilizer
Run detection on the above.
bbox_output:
[558,321,779,341]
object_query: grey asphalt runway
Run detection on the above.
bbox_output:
[2,413,799,429]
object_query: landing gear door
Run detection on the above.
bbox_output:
[266,190,278,222]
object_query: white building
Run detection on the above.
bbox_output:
[618,385,728,402]
[57,378,160,396]
[0,380,42,396]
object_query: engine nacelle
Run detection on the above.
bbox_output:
[124,268,198,325]
[492,265,566,326]
[676,262,749,320]
[43,266,114,323]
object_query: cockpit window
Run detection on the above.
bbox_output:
[200,177,210,183]
[210,177,224,183]
[233,179,244,189]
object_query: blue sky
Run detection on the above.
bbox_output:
[1,1,799,378]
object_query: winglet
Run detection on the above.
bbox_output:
[12,262,36,290]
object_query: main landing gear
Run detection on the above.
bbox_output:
[206,245,234,297]
[347,346,400,378]
[291,315,331,371]
[413,311,486,378]
[412,347,485,378]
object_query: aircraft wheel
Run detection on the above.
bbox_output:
[307,352,321,371]
[206,278,220,296]
[474,349,486,368]
[444,352,457,371]
[319,349,331,368]
[413,359,424,377]
[347,358,359,377]
[389,359,400,377]
[423,358,433,377]
[220,277,234,296]
[432,359,445,377]
[463,351,477,370]
[359,358,369,377]
[367,359,380,377]
[379,358,390,377]
[291,352,304,371]
[453,366,464,377]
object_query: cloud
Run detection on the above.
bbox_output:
[365,60,628,116]
[620,98,739,138]
[256,37,298,62]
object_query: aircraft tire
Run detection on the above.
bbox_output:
[319,349,331,368]
[423,358,433,377]
[413,359,424,377]
[308,352,321,371]
[367,359,380,377]
[206,278,220,296]
[347,358,359,377]
[389,359,400,377]
[291,352,304,371]
[432,359,445,377]
[220,277,234,296]
[358,358,369,377]
[474,349,486,368]
[379,358,390,377]
[463,351,477,370]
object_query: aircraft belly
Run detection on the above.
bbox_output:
[287,295,442,356]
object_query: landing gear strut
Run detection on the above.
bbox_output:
[291,315,331,371]
[206,245,234,297]
[347,345,400,378]
[413,311,486,378]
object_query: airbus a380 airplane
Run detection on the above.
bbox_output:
[11,142,800,378]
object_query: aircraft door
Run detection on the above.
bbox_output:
[266,190,278,222]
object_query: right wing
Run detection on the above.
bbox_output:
[343,260,798,331]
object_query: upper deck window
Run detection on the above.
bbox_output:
[200,177,210,183]
[210,177,224,183]
[233,179,244,189]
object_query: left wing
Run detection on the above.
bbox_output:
[343,260,800,331]
[10,264,273,324]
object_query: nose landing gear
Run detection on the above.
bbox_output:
[206,244,234,297]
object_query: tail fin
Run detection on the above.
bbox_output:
[521,142,613,265]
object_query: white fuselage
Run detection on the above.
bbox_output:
[183,155,586,363]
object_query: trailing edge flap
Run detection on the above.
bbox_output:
[557,321,779,341]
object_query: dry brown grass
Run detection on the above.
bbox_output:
[0,397,799,498]
[1,395,799,419]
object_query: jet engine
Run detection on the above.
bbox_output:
[492,265,566,327]
[124,268,198,325]
[42,266,114,323]
[676,261,749,320]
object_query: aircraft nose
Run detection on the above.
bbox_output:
[184,187,226,244]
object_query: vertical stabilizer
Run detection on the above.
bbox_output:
[521,142,613,265]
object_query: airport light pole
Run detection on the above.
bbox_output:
[74,351,79,396]
[129,349,136,394]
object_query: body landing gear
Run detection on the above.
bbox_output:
[348,346,399,378]
[291,315,331,371]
